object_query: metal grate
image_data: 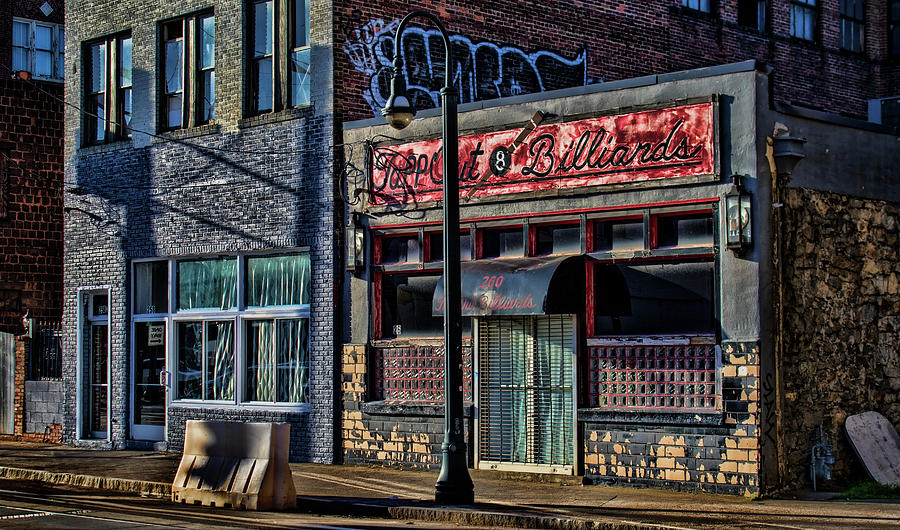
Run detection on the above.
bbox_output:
[478,316,574,468]
[373,343,473,403]
[588,343,718,410]
[27,320,62,381]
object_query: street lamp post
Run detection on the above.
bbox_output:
[381,10,474,505]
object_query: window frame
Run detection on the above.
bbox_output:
[130,252,311,409]
[789,0,817,42]
[892,0,900,57]
[681,0,712,13]
[246,0,311,116]
[737,0,766,32]
[12,17,65,82]
[839,0,865,52]
[159,11,216,131]
[83,32,132,145]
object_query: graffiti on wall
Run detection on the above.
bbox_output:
[344,19,591,116]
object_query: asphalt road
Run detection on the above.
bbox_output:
[0,481,492,529]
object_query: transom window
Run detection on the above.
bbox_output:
[13,18,64,81]
[131,252,310,406]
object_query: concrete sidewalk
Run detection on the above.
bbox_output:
[0,441,896,529]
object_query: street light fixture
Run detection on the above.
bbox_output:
[381,10,474,505]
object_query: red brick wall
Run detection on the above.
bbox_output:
[0,77,64,335]
[333,0,897,123]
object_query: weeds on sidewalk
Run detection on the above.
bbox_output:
[833,481,900,500]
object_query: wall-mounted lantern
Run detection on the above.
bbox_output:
[346,212,365,273]
[725,174,752,253]
[771,135,806,181]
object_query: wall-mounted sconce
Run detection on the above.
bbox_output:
[346,211,365,273]
[725,174,752,253]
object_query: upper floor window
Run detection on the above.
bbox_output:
[13,18,64,82]
[840,0,864,52]
[737,0,766,32]
[681,0,711,13]
[161,12,215,130]
[248,0,310,115]
[790,0,817,41]
[892,0,900,56]
[85,33,132,145]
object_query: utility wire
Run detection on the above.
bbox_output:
[0,61,356,157]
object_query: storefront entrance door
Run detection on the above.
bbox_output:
[131,321,166,441]
[476,315,576,474]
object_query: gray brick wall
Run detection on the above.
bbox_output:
[63,0,338,462]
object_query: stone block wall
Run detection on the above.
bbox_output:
[24,380,63,437]
[781,187,900,488]
[583,342,761,496]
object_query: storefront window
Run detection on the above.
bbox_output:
[380,235,421,264]
[245,318,309,403]
[482,227,524,258]
[593,219,644,252]
[593,260,715,335]
[177,257,237,310]
[176,320,234,401]
[380,273,443,338]
[246,253,309,306]
[426,231,472,261]
[534,224,581,256]
[655,212,714,248]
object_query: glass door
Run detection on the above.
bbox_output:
[83,293,109,439]
[132,321,166,440]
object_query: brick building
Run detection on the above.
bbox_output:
[338,1,899,496]
[0,0,65,442]
[63,0,338,458]
[62,0,897,495]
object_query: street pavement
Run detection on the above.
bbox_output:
[0,441,897,529]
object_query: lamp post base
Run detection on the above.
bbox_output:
[434,441,474,505]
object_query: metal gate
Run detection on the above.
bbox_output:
[0,332,14,434]
[476,315,576,474]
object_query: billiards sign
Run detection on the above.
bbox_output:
[370,101,717,205]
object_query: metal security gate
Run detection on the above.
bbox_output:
[476,315,576,474]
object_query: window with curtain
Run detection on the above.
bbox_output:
[245,318,309,403]
[177,258,237,310]
[246,253,310,306]
[134,251,310,407]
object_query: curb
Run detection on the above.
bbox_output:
[298,496,656,530]
[0,467,657,529]
[0,466,171,497]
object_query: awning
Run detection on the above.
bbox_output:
[432,255,588,317]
